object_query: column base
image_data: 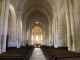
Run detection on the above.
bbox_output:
[68,47,72,51]
[1,49,6,52]
[0,52,2,54]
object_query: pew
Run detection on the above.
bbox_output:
[41,46,80,60]
[0,46,34,60]
[56,57,80,60]
[0,53,26,60]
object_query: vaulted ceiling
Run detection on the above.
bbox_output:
[22,0,53,19]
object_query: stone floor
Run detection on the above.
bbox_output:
[30,48,46,60]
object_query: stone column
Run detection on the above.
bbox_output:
[43,28,48,46]
[1,0,10,52]
[68,0,76,52]
[22,20,27,46]
[0,1,2,53]
[73,0,80,53]
[57,5,66,47]
[0,0,6,53]
[20,20,23,46]
[56,14,58,48]
[49,22,50,46]
[30,29,32,45]
[17,10,21,48]
[27,28,31,45]
[43,30,46,45]
[65,0,72,51]
[53,15,56,47]
[52,17,54,46]
[26,30,28,45]
[49,21,52,46]
[46,29,49,46]
[54,12,58,48]
[8,4,17,47]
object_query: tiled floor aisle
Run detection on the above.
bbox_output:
[30,48,46,60]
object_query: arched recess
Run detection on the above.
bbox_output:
[31,25,43,45]
[8,4,17,47]
[26,12,49,45]
[17,0,57,46]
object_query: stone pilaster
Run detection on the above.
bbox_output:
[65,0,72,51]
[49,20,52,46]
[20,20,23,46]
[52,17,54,46]
[8,4,17,47]
[22,20,27,46]
[17,10,21,48]
[0,0,6,53]
[54,12,58,48]
[27,28,31,45]
[57,3,66,47]
[73,0,80,53]
[43,31,46,45]
[68,0,76,52]
[1,0,10,52]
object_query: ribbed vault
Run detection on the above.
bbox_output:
[22,0,53,19]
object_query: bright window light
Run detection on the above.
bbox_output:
[41,35,42,40]
[32,35,33,40]
[36,35,38,41]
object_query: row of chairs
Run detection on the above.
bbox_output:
[0,46,34,60]
[41,46,80,60]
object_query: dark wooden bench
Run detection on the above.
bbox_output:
[41,46,80,60]
[0,53,26,60]
[56,57,80,60]
[0,46,34,60]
